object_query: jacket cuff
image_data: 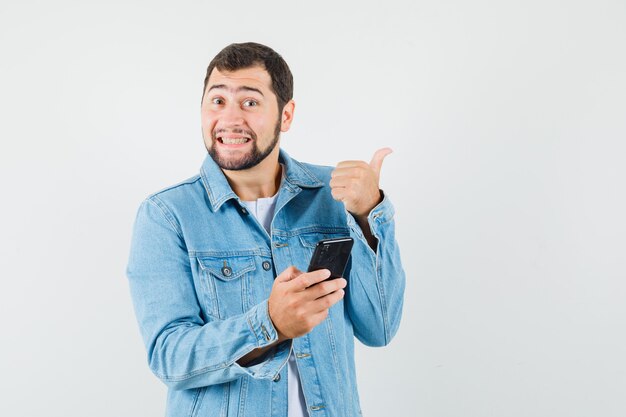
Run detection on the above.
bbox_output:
[233,300,292,380]
[346,190,395,239]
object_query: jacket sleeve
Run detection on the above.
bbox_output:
[343,191,406,347]
[126,198,291,391]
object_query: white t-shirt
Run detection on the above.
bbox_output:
[240,167,309,417]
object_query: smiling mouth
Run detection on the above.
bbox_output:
[217,136,251,145]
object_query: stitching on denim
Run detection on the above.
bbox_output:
[373,206,395,227]
[241,267,250,313]
[189,248,273,257]
[200,168,237,211]
[153,360,231,381]
[374,239,390,345]
[350,235,388,345]
[148,175,202,198]
[238,374,248,416]
[270,341,291,377]
[377,216,395,226]
[273,226,351,238]
[220,383,230,417]
[264,300,278,339]
[197,258,219,318]
[246,312,261,346]
[286,159,325,187]
[214,194,236,211]
[153,309,263,382]
[197,256,256,277]
[301,334,326,407]
[199,168,215,209]
[324,313,342,396]
[147,196,184,240]
[370,203,396,345]
[206,264,255,281]
[188,386,206,417]
[155,342,261,382]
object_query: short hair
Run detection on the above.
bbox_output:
[202,42,293,111]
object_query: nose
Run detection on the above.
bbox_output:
[220,101,246,126]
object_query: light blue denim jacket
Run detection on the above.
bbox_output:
[126,149,406,417]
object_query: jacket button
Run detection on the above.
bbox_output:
[221,266,232,277]
[262,261,271,271]
[273,373,281,382]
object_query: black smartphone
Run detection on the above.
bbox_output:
[307,237,354,279]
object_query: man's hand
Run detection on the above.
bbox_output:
[329,148,392,217]
[237,267,345,366]
[268,266,347,341]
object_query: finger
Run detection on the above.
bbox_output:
[305,278,347,301]
[334,160,368,170]
[290,269,331,291]
[369,148,393,176]
[331,185,356,200]
[308,309,330,327]
[331,166,364,179]
[330,187,348,202]
[329,176,352,189]
[330,161,371,176]
[310,288,345,314]
[275,265,303,283]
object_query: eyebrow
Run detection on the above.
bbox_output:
[207,84,265,97]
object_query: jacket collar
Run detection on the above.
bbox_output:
[200,148,324,212]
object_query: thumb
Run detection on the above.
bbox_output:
[369,147,393,176]
[275,265,303,282]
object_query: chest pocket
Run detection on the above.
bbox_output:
[296,229,351,271]
[197,256,256,319]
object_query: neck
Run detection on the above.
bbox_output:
[222,147,282,201]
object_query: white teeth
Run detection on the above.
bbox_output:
[220,137,249,145]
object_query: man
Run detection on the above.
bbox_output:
[127,42,405,417]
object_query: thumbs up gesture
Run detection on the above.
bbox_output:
[330,148,392,217]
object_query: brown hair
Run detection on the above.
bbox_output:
[202,42,293,111]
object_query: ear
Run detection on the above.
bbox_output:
[280,99,296,132]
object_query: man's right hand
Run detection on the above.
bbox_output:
[268,266,347,341]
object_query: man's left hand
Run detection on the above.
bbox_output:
[330,148,392,217]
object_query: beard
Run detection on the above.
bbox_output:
[205,119,281,171]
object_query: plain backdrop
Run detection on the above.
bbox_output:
[1,1,625,416]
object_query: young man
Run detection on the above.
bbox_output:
[127,42,405,417]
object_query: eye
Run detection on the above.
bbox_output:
[243,99,258,107]
[211,97,224,105]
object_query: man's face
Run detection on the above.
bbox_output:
[201,66,289,171]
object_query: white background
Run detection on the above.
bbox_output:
[1,1,625,416]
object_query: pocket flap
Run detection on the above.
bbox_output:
[197,256,256,280]
[299,232,351,248]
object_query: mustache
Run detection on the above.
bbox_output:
[212,127,257,141]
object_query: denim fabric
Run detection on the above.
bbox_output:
[126,149,406,417]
